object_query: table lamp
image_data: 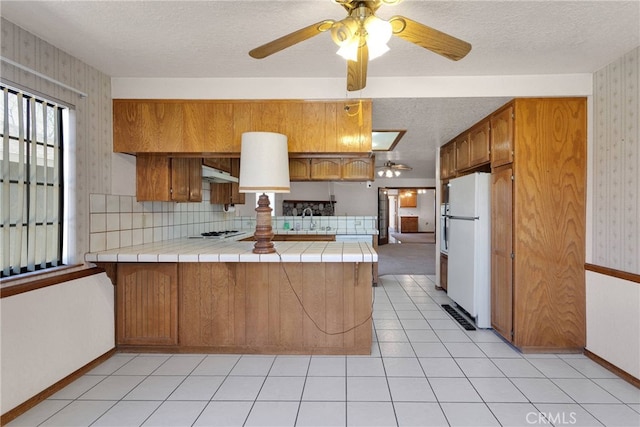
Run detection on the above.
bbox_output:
[239,131,290,254]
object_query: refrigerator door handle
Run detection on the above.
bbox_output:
[447,215,479,221]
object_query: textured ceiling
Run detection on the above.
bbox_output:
[2,0,639,178]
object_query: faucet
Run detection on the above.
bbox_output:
[302,207,315,230]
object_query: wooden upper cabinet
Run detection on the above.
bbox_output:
[399,191,417,208]
[229,158,245,204]
[311,158,342,180]
[455,133,471,171]
[469,120,491,167]
[341,157,374,180]
[114,99,372,154]
[491,103,514,167]
[171,158,202,202]
[136,154,172,201]
[439,141,456,180]
[289,158,311,181]
[114,101,183,152]
[136,154,202,202]
[202,157,231,173]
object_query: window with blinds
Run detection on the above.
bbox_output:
[1,85,66,278]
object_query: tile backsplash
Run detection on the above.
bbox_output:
[89,184,234,252]
[89,188,378,253]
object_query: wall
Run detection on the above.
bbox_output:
[1,274,115,414]
[586,46,640,379]
[0,20,115,415]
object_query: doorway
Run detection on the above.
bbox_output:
[378,187,436,245]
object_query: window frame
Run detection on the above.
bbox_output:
[1,85,66,278]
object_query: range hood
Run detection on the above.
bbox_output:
[202,165,238,183]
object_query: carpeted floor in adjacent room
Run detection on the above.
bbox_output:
[376,242,436,276]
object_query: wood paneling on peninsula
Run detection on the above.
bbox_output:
[113,99,372,154]
[178,262,371,354]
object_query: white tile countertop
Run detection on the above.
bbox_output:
[85,237,378,263]
[273,228,378,235]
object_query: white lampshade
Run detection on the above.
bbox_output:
[239,132,290,193]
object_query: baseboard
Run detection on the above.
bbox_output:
[584,349,640,388]
[0,348,116,425]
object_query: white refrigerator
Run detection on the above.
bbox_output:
[446,172,491,328]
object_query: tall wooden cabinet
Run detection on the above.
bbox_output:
[490,98,586,352]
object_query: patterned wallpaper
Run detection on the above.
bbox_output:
[1,18,112,264]
[593,46,640,274]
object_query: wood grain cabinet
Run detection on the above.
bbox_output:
[116,263,178,346]
[439,141,456,180]
[136,154,202,202]
[210,158,245,205]
[490,103,514,167]
[113,101,183,152]
[469,120,491,167]
[454,133,471,171]
[289,157,374,182]
[202,157,231,173]
[311,158,342,180]
[114,99,372,154]
[490,98,587,352]
[289,158,311,181]
[399,191,417,208]
[400,216,419,232]
[341,157,374,181]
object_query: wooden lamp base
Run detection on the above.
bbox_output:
[252,193,275,254]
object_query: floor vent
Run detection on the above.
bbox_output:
[441,304,476,331]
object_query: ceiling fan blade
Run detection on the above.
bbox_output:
[249,20,334,59]
[346,42,369,91]
[389,15,471,61]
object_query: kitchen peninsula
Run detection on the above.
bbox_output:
[87,237,375,355]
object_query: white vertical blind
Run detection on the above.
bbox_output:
[1,88,10,277]
[0,85,63,277]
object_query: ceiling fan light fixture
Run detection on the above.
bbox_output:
[330,16,358,45]
[363,15,392,60]
[336,37,360,61]
[394,170,401,177]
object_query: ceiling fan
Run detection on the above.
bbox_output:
[377,160,412,177]
[248,0,472,91]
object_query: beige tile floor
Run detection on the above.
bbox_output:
[7,275,640,427]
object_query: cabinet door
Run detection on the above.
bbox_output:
[491,104,514,167]
[399,191,417,208]
[202,158,231,173]
[187,158,202,202]
[230,158,245,204]
[342,157,374,180]
[491,166,513,342]
[455,134,471,171]
[113,100,183,153]
[136,154,172,201]
[210,183,231,205]
[116,263,178,345]
[469,120,491,166]
[310,158,341,180]
[170,158,190,202]
[400,216,418,232]
[289,158,311,181]
[440,142,456,179]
